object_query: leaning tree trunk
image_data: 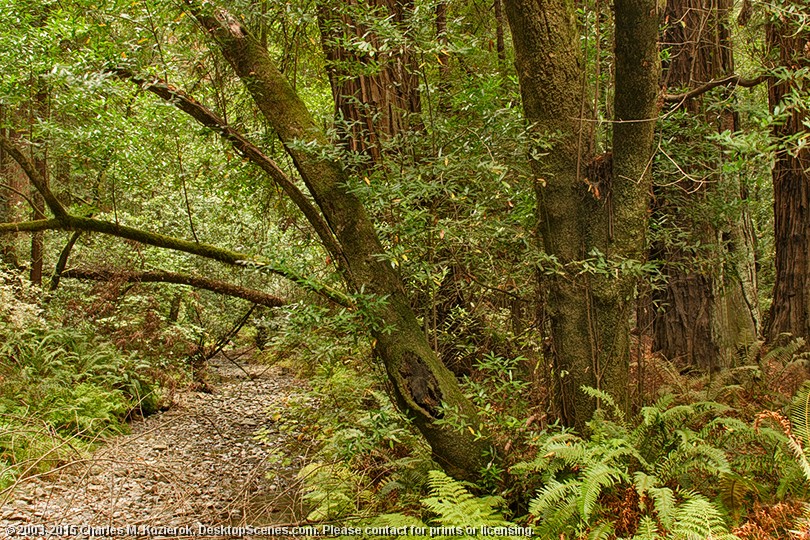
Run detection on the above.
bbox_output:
[505,0,659,430]
[189,2,489,480]
[651,0,759,371]
[766,5,810,342]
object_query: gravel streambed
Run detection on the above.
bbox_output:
[0,351,308,538]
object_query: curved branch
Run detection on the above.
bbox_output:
[0,215,351,306]
[663,74,768,103]
[112,68,346,269]
[61,267,286,308]
[0,183,38,213]
[0,136,68,220]
[0,135,351,306]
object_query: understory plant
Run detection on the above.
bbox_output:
[0,270,161,489]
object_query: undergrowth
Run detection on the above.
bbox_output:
[0,270,161,490]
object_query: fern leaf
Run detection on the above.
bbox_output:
[578,462,625,520]
[719,473,754,514]
[631,516,660,540]
[587,521,614,539]
[790,380,810,447]
[647,486,676,530]
[671,494,732,540]
[422,470,513,528]
[581,385,626,425]
[529,478,578,518]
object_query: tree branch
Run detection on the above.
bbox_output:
[61,267,286,308]
[50,231,82,292]
[0,136,68,220]
[0,216,350,306]
[0,218,61,232]
[663,74,768,103]
[112,68,346,269]
[0,183,38,213]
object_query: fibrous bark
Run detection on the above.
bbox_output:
[317,0,421,163]
[766,6,810,341]
[651,0,759,371]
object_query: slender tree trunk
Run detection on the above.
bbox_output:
[189,3,489,479]
[766,7,810,341]
[493,0,506,66]
[652,0,759,371]
[29,87,47,286]
[505,0,659,430]
[0,105,18,266]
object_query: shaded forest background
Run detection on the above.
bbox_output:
[0,0,809,537]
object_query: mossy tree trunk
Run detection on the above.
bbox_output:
[187,2,490,479]
[505,0,659,430]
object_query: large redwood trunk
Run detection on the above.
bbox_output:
[651,0,758,371]
[766,9,810,341]
[317,0,421,163]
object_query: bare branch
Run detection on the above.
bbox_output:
[61,267,286,308]
[0,136,68,220]
[663,74,768,104]
[0,183,38,213]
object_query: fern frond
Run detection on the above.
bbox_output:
[422,470,513,528]
[719,472,755,515]
[671,494,734,540]
[647,486,676,529]
[790,380,810,447]
[581,385,626,425]
[529,478,579,522]
[763,335,805,364]
[578,462,626,520]
[631,516,660,540]
[587,521,615,539]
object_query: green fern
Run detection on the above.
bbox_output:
[579,462,627,520]
[631,516,660,540]
[791,380,810,449]
[671,493,737,540]
[364,471,528,540]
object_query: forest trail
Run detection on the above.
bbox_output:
[0,351,308,538]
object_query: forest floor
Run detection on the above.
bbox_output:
[0,349,310,538]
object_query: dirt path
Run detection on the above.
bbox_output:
[0,351,309,538]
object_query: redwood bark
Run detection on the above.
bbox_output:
[766,8,810,341]
[652,0,759,370]
[317,0,421,163]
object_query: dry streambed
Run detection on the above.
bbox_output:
[0,352,308,538]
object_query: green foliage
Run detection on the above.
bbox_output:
[0,280,161,489]
[362,470,530,540]
[509,390,769,538]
